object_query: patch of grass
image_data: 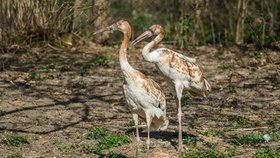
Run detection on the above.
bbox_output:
[81,64,91,75]
[92,55,109,66]
[218,63,234,70]
[265,128,280,142]
[275,65,280,72]
[228,133,264,145]
[228,128,280,146]
[34,118,45,126]
[72,81,82,88]
[106,151,129,158]
[227,115,250,125]
[42,64,55,73]
[47,74,54,80]
[52,140,78,151]
[5,153,22,158]
[266,117,279,127]
[2,135,29,146]
[86,127,106,140]
[183,135,198,145]
[95,133,131,153]
[254,147,280,158]
[180,147,236,158]
[27,72,37,80]
[204,141,218,149]
[182,92,191,107]
[82,144,95,154]
[201,130,221,137]
[59,65,70,72]
[125,119,134,127]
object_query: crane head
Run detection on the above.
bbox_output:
[132,24,164,45]
[93,20,131,35]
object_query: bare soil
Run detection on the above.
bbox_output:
[0,43,279,158]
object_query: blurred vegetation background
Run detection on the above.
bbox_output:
[0,0,280,48]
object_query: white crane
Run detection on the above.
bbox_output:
[94,21,169,154]
[132,24,211,151]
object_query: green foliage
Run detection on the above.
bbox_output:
[59,65,70,72]
[2,135,29,146]
[82,144,95,154]
[52,140,78,151]
[182,92,191,107]
[266,117,279,127]
[92,55,109,66]
[132,16,150,35]
[180,148,236,158]
[87,127,106,140]
[254,147,280,158]
[41,64,55,80]
[6,153,22,158]
[27,72,37,80]
[72,81,81,88]
[201,130,221,137]
[204,141,218,149]
[228,128,279,146]
[218,63,234,70]
[227,115,250,125]
[34,118,45,126]
[106,151,129,158]
[228,133,264,145]
[95,133,131,153]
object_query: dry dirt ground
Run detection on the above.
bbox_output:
[0,43,279,158]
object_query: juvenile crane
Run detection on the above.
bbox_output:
[93,21,169,153]
[132,25,211,150]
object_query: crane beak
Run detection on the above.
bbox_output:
[93,24,116,35]
[131,30,153,46]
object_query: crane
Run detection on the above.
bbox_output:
[132,24,211,151]
[93,21,169,155]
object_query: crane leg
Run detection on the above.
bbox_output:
[145,113,152,157]
[175,84,184,151]
[132,114,140,157]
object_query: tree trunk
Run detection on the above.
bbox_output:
[73,0,83,31]
[235,0,246,44]
[93,0,110,43]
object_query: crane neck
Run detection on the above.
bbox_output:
[119,29,133,71]
[142,33,164,57]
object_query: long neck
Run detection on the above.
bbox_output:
[142,33,164,58]
[119,30,133,71]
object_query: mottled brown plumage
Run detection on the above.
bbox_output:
[132,24,211,151]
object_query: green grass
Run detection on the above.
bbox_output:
[266,117,279,127]
[201,130,221,137]
[204,141,218,149]
[228,133,264,145]
[86,127,106,140]
[52,140,78,151]
[95,133,131,153]
[72,81,82,88]
[92,55,109,66]
[183,135,198,145]
[27,71,37,80]
[180,147,236,158]
[228,128,280,146]
[227,115,250,125]
[59,65,70,72]
[82,144,95,154]
[254,148,280,158]
[5,153,22,158]
[2,135,29,146]
[106,151,129,158]
[34,118,45,126]
[182,92,191,107]
[218,63,234,70]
